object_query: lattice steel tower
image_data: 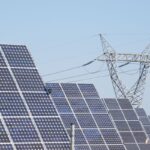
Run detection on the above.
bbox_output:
[97,34,150,107]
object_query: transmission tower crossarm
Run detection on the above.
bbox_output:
[97,53,150,63]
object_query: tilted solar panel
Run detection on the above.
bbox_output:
[104,98,150,150]
[0,45,70,150]
[46,83,126,150]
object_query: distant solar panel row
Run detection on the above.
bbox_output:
[135,108,150,139]
[103,98,150,150]
[46,83,126,150]
[0,45,70,150]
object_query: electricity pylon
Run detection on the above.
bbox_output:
[97,34,150,107]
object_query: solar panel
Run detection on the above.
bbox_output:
[0,45,70,150]
[103,98,150,149]
[46,83,126,149]
[135,108,150,140]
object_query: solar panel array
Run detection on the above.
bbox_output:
[0,45,70,150]
[103,98,150,150]
[47,83,150,150]
[46,83,127,150]
[135,108,150,139]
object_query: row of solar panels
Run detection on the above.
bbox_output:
[0,44,150,150]
[46,83,150,150]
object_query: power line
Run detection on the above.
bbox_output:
[42,59,97,77]
[46,70,101,82]
[46,68,139,83]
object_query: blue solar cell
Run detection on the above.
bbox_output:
[15,143,44,150]
[61,83,82,98]
[46,83,65,97]
[76,114,97,128]
[0,121,10,143]
[101,129,122,144]
[83,129,104,144]
[69,98,89,113]
[67,129,87,144]
[35,117,69,142]
[12,68,45,91]
[0,145,13,150]
[60,114,79,128]
[120,132,135,143]
[108,145,126,150]
[53,98,72,113]
[125,144,139,150]
[135,108,147,117]
[0,93,28,116]
[1,45,35,67]
[104,98,120,110]
[86,98,107,113]
[5,117,40,142]
[23,93,57,116]
[144,126,150,134]
[139,117,150,125]
[133,132,147,143]
[138,144,150,150]
[0,68,17,91]
[78,84,98,93]
[0,52,7,67]
[128,121,143,131]
[123,110,138,120]
[90,145,108,150]
[109,110,125,120]
[46,143,70,150]
[78,84,99,98]
[93,114,114,128]
[117,99,133,109]
[114,121,130,131]
[75,145,90,150]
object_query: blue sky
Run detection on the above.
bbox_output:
[0,0,150,113]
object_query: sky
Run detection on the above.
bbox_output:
[0,0,150,114]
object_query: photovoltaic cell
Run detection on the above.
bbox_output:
[46,83,65,98]
[85,98,107,113]
[1,45,35,68]
[125,144,139,150]
[90,145,108,150]
[101,129,122,144]
[0,68,17,91]
[108,145,126,150]
[76,114,97,128]
[104,98,120,110]
[114,121,130,131]
[123,110,138,120]
[0,93,28,116]
[23,93,57,116]
[5,117,40,142]
[120,132,135,143]
[53,98,72,113]
[67,129,87,144]
[61,83,82,98]
[15,143,44,150]
[75,145,90,150]
[69,98,90,113]
[135,108,147,117]
[0,145,13,150]
[109,110,125,120]
[117,98,133,109]
[34,117,69,142]
[83,129,104,144]
[0,121,10,143]
[93,114,114,128]
[12,68,45,91]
